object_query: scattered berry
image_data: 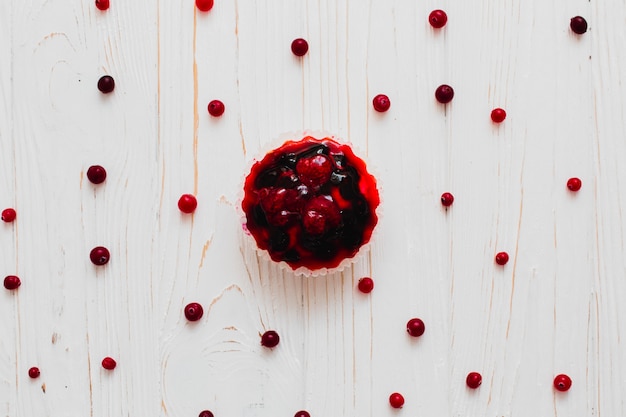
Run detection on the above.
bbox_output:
[435,84,454,104]
[90,246,110,266]
[184,302,204,322]
[553,374,572,391]
[294,411,311,417]
[95,0,109,10]
[406,318,425,337]
[357,277,374,293]
[567,177,582,192]
[101,357,117,370]
[207,100,225,117]
[87,165,107,184]
[97,75,115,94]
[291,38,309,56]
[466,372,482,389]
[389,392,405,408]
[178,194,198,213]
[1,208,16,222]
[195,0,214,12]
[491,108,507,123]
[495,252,509,265]
[28,367,41,378]
[429,9,448,28]
[261,330,280,348]
[198,411,214,417]
[570,16,588,34]
[372,94,391,112]
[4,275,21,290]
[441,192,454,207]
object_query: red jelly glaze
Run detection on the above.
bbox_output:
[4,275,21,290]
[466,372,482,389]
[28,367,41,378]
[178,194,198,213]
[291,38,309,56]
[184,302,204,321]
[196,0,214,12]
[198,411,214,417]
[495,251,509,265]
[95,0,109,10]
[429,9,448,28]
[554,374,572,392]
[406,318,425,337]
[294,411,311,417]
[435,84,454,103]
[491,108,507,123]
[1,208,16,222]
[567,177,582,192]
[441,192,454,207]
[102,357,117,370]
[570,16,588,34]
[389,392,405,408]
[242,136,380,272]
[358,277,374,293]
[261,330,280,348]
[208,100,225,117]
[372,94,391,112]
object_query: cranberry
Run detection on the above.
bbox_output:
[296,154,333,187]
[406,318,425,337]
[570,16,588,34]
[491,108,506,123]
[495,252,509,265]
[466,372,482,389]
[28,367,41,378]
[261,330,280,348]
[389,392,405,408]
[428,9,448,28]
[97,75,115,94]
[196,0,214,12]
[87,165,107,184]
[441,192,454,207]
[198,411,214,417]
[90,246,110,266]
[4,275,21,290]
[372,94,391,112]
[553,374,572,391]
[567,177,582,192]
[95,0,109,10]
[102,357,117,370]
[291,38,309,56]
[435,84,454,104]
[178,194,198,213]
[357,277,374,293]
[294,411,310,417]
[1,208,16,222]
[302,196,341,235]
[207,100,225,117]
[184,302,204,321]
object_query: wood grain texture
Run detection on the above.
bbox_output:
[1,0,625,416]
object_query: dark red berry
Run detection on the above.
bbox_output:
[570,16,588,34]
[372,94,391,112]
[466,372,482,389]
[406,318,425,337]
[554,374,572,391]
[389,392,405,408]
[491,108,506,123]
[495,252,509,265]
[1,208,16,222]
[291,38,309,56]
[198,411,214,417]
[196,0,214,12]
[261,330,280,348]
[97,75,115,94]
[357,277,374,293]
[4,275,21,290]
[102,357,117,370]
[441,192,454,207]
[90,246,110,266]
[302,196,341,235]
[294,411,310,417]
[207,100,225,117]
[184,302,204,321]
[178,194,198,213]
[435,84,454,104]
[296,154,333,188]
[28,367,40,378]
[87,165,107,184]
[95,0,109,10]
[567,177,582,192]
[429,9,448,28]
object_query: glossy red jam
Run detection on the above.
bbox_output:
[242,136,380,272]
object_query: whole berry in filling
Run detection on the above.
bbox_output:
[491,108,507,123]
[28,367,41,378]
[441,192,454,207]
[570,16,588,34]
[196,0,214,12]
[296,154,333,188]
[406,318,425,337]
[372,94,391,112]
[97,75,115,94]
[261,330,280,348]
[495,251,509,265]
[178,194,198,213]
[466,372,482,389]
[435,84,454,103]
[553,374,572,391]
[95,0,109,10]
[294,411,311,417]
[101,357,117,370]
[429,9,448,28]
[389,392,405,408]
[207,100,225,117]
[90,246,110,265]
[291,38,309,56]
[1,208,16,222]
[4,275,21,290]
[87,165,107,184]
[358,277,374,293]
[198,411,214,417]
[567,177,582,192]
[184,302,204,321]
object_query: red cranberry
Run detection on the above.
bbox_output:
[570,16,588,34]
[567,177,582,192]
[97,75,115,94]
[466,372,482,389]
[296,154,333,188]
[178,194,198,213]
[87,165,107,184]
[357,277,374,293]
[294,411,310,417]
[90,246,110,266]
[1,208,16,222]
[428,9,448,28]
[196,0,214,12]
[435,84,454,104]
[372,94,391,112]
[441,192,454,207]
[291,38,309,56]
[207,100,225,117]
[495,252,509,265]
[491,108,506,123]
[261,330,280,348]
[406,318,425,337]
[389,392,405,408]
[198,411,214,417]
[4,275,21,290]
[28,367,41,378]
[553,374,572,391]
[95,0,109,10]
[102,357,117,370]
[184,302,204,321]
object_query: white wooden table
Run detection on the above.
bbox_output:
[1,1,624,416]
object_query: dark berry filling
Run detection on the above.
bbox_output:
[242,136,379,272]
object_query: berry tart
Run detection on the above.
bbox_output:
[241,133,380,275]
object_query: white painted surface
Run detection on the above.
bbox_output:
[1,0,624,416]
